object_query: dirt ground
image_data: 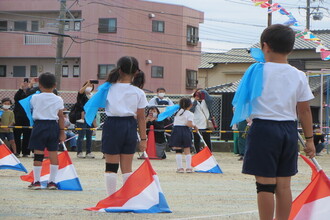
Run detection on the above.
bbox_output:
[1,151,329,220]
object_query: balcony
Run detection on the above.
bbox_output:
[24,34,52,45]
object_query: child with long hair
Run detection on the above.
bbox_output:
[102,56,148,196]
[169,98,198,173]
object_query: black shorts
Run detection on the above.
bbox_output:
[102,116,137,155]
[169,126,192,148]
[242,119,298,177]
[28,120,59,152]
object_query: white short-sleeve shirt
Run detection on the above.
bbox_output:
[173,109,195,126]
[251,62,314,121]
[105,83,148,117]
[30,93,64,120]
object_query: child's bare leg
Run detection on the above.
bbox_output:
[120,154,134,173]
[9,140,17,154]
[48,151,59,165]
[275,177,292,220]
[255,176,276,220]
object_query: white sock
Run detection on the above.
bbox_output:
[49,164,59,183]
[185,154,192,169]
[105,173,117,196]
[122,172,132,184]
[176,154,183,169]
[33,166,42,183]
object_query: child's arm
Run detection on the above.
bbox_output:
[58,109,66,143]
[186,120,198,132]
[137,108,147,152]
[297,101,316,158]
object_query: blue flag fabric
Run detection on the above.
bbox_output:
[156,104,180,122]
[19,91,40,126]
[230,48,265,126]
[84,82,111,126]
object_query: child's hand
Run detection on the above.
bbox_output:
[304,140,316,158]
[139,140,147,152]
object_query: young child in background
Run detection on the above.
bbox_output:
[0,98,17,156]
[169,98,198,173]
[102,56,148,196]
[146,106,169,159]
[28,72,65,190]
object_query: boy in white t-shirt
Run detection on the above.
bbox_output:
[28,72,65,190]
[242,24,315,220]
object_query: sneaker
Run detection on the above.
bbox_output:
[176,168,184,173]
[238,156,244,161]
[186,168,193,173]
[316,153,322,156]
[14,153,21,158]
[47,182,58,190]
[77,152,85,158]
[85,153,95,159]
[29,181,41,190]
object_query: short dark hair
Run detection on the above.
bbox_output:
[146,106,160,116]
[1,97,12,104]
[157,88,166,92]
[260,24,295,54]
[39,72,56,89]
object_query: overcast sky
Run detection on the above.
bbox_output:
[144,0,330,52]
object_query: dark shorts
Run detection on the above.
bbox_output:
[102,116,137,155]
[242,119,298,177]
[28,120,59,151]
[169,126,192,148]
[0,132,14,141]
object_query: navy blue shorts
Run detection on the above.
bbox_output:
[242,119,298,177]
[102,116,137,155]
[169,126,192,148]
[0,132,14,141]
[28,120,59,152]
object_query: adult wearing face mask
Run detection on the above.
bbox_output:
[148,88,174,106]
[76,80,96,159]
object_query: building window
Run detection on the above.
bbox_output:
[151,66,164,78]
[64,21,70,31]
[187,25,199,45]
[13,66,26,77]
[0,65,6,77]
[30,65,38,77]
[98,64,115,79]
[98,18,117,33]
[186,69,198,89]
[62,65,69,77]
[152,20,164,33]
[0,21,7,31]
[31,21,39,32]
[74,21,81,31]
[73,65,80,77]
[14,21,27,31]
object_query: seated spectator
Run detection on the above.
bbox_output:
[313,124,325,156]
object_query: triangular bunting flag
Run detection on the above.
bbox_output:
[85,158,171,213]
[0,143,27,173]
[20,151,83,191]
[192,147,223,173]
[288,155,330,220]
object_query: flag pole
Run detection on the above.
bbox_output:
[197,131,208,148]
[297,132,322,171]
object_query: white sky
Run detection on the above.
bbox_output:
[144,0,330,52]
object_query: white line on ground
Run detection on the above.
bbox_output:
[172,210,258,220]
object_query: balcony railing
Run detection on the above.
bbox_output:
[24,34,52,45]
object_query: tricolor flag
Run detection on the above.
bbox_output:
[0,142,27,173]
[20,151,82,191]
[85,159,171,213]
[192,147,223,173]
[289,155,330,220]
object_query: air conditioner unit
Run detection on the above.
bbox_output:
[148,13,155,18]
[146,59,152,64]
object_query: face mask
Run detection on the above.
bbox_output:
[2,105,11,110]
[85,87,93,93]
[158,93,165,98]
[33,83,39,88]
[152,112,158,118]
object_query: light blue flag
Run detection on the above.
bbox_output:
[0,110,3,117]
[156,104,180,122]
[19,91,40,126]
[84,82,111,126]
[231,48,265,126]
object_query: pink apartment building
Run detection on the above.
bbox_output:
[0,0,204,94]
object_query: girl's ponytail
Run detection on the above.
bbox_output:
[106,66,120,83]
[132,71,145,89]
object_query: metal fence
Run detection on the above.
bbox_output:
[0,89,222,137]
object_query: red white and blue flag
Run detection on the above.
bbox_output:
[289,155,330,220]
[20,151,82,191]
[192,147,223,173]
[0,143,27,173]
[85,159,171,213]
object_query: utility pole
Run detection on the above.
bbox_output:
[267,0,272,26]
[54,0,66,90]
[306,0,311,29]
